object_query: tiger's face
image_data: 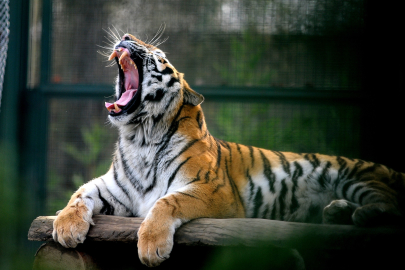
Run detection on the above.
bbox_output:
[106,33,203,127]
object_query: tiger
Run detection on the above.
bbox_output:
[52,31,405,267]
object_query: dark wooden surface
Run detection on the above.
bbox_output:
[29,215,405,270]
[29,215,405,249]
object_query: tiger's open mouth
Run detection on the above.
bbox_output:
[105,46,143,116]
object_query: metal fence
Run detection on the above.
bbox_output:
[0,0,10,110]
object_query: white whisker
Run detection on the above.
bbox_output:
[152,36,169,48]
[149,23,166,46]
[106,27,120,42]
[112,25,124,40]
[96,44,115,50]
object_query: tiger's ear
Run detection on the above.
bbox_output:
[182,78,204,106]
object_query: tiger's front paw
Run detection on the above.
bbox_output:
[52,206,94,248]
[323,199,357,225]
[137,220,174,267]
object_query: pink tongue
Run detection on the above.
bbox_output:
[105,89,137,112]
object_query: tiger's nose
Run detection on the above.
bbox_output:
[122,34,135,41]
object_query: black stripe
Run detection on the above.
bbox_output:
[186,169,202,185]
[196,111,203,130]
[304,153,320,169]
[152,113,164,126]
[278,179,288,220]
[336,156,348,178]
[113,161,132,201]
[347,160,364,179]
[151,74,162,81]
[318,161,332,189]
[252,187,263,218]
[167,157,192,189]
[262,206,269,219]
[176,191,200,200]
[212,158,228,194]
[290,162,302,214]
[215,139,222,167]
[248,146,255,167]
[166,77,179,88]
[221,141,232,164]
[204,170,211,183]
[247,170,255,204]
[127,134,135,141]
[144,88,165,102]
[150,104,186,192]
[224,158,244,209]
[128,110,147,125]
[99,178,133,215]
[165,138,199,169]
[96,185,114,215]
[259,150,276,193]
[118,137,144,192]
[270,200,277,220]
[341,179,356,199]
[354,163,379,180]
[350,184,365,201]
[358,189,374,204]
[236,143,244,165]
[273,151,291,176]
[160,66,174,75]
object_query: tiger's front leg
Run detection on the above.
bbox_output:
[52,168,131,248]
[137,184,244,267]
[52,185,95,248]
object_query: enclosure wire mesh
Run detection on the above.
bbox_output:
[0,0,10,111]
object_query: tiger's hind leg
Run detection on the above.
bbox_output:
[352,202,403,226]
[322,199,358,225]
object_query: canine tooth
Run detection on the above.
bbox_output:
[119,50,129,62]
[108,51,118,61]
[114,103,120,111]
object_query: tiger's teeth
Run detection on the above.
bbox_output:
[119,50,129,63]
[130,60,137,69]
[114,103,120,111]
[108,51,118,61]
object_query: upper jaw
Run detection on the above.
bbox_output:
[105,43,144,116]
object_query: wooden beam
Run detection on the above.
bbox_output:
[28,215,404,250]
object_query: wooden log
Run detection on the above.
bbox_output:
[28,215,405,250]
[33,242,98,270]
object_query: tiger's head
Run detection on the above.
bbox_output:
[105,32,204,129]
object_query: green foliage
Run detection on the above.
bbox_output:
[214,30,277,86]
[62,123,112,178]
[47,123,115,215]
[208,102,359,157]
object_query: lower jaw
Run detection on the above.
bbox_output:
[109,87,142,117]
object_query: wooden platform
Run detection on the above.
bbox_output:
[28,215,405,270]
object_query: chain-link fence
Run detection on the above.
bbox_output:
[0,0,10,110]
